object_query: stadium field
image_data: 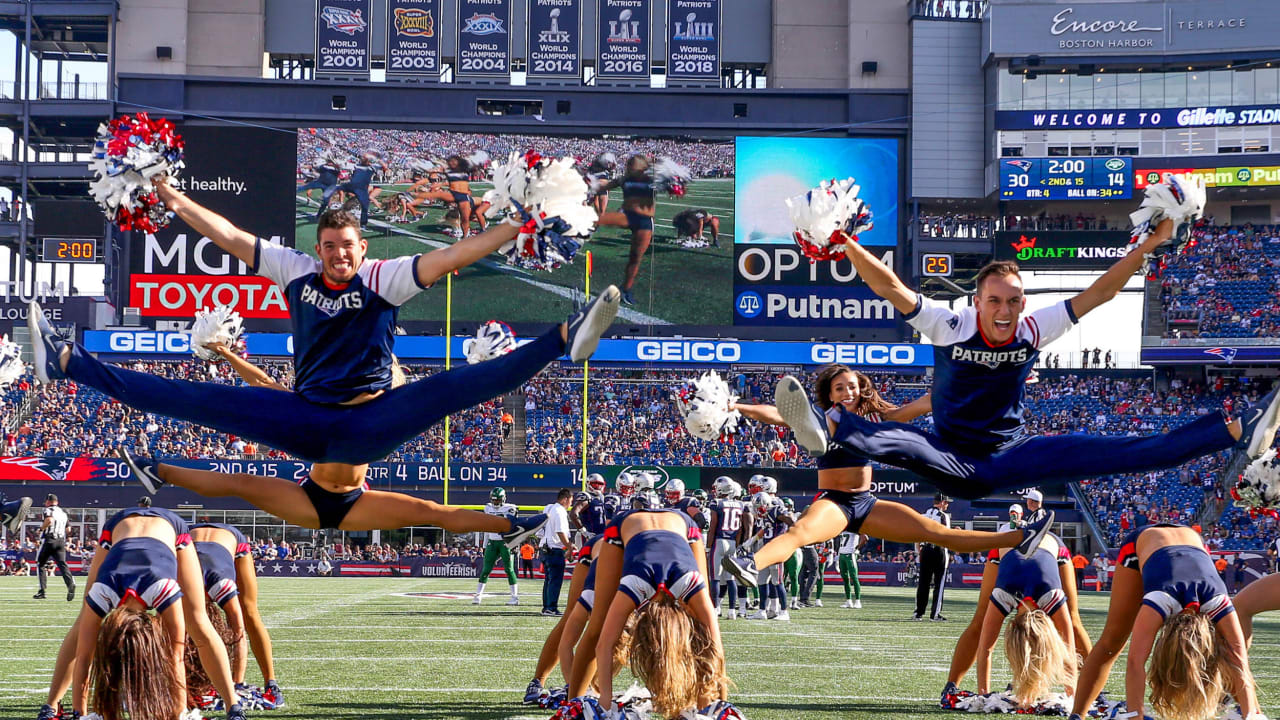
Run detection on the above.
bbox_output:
[295,179,735,327]
[4,577,1277,720]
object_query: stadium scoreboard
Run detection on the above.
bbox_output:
[41,238,99,263]
[920,253,952,277]
[999,157,1133,200]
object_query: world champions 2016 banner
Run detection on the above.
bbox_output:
[314,0,371,77]
[456,0,511,80]
[527,0,582,82]
[596,0,651,82]
[386,0,442,79]
[665,0,719,83]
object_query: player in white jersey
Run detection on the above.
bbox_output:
[33,493,75,601]
[837,531,864,609]
[475,488,521,605]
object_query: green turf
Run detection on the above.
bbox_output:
[3,577,1277,720]
[295,180,736,326]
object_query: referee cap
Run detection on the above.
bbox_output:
[45,493,57,503]
[933,493,951,503]
[1021,489,1044,503]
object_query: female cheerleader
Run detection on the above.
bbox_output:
[1233,572,1280,645]
[973,535,1076,707]
[417,156,484,237]
[1069,524,1262,720]
[579,504,729,719]
[584,152,617,217]
[524,535,600,706]
[942,535,1091,705]
[190,522,283,705]
[671,208,720,248]
[722,365,1056,589]
[41,504,245,720]
[598,155,657,307]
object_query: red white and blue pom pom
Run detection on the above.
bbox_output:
[501,205,586,271]
[1232,449,1280,520]
[488,151,597,271]
[653,157,692,197]
[674,371,742,442]
[87,112,185,233]
[0,334,25,387]
[1127,175,1207,274]
[786,178,874,262]
[189,306,245,364]
[465,320,517,364]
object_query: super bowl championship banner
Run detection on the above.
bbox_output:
[456,0,512,80]
[526,0,582,81]
[596,0,651,81]
[386,0,442,78]
[314,0,371,77]
[665,0,720,83]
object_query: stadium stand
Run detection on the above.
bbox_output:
[1158,224,1280,338]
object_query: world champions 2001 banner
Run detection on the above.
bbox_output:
[526,0,582,82]
[596,0,651,82]
[314,0,371,77]
[456,0,512,80]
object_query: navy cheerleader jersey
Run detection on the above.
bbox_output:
[905,294,1077,447]
[253,239,429,404]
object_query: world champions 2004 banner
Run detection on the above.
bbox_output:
[596,0,651,82]
[526,0,582,82]
[314,0,371,77]
[386,0,442,79]
[456,0,511,80]
[665,0,719,83]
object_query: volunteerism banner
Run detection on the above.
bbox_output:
[1135,165,1280,189]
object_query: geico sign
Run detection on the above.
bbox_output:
[636,340,741,363]
[107,331,191,353]
[737,247,894,284]
[811,343,916,365]
[129,274,290,318]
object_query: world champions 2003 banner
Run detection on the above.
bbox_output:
[456,0,511,80]
[596,0,651,82]
[314,0,371,77]
[526,0,582,81]
[386,0,442,79]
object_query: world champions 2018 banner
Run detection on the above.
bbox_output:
[596,0,651,82]
[665,0,719,83]
[456,0,511,80]
[386,0,442,79]
[314,0,371,77]
[527,0,582,81]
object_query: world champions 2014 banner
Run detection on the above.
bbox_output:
[456,0,511,80]
[527,0,582,81]
[665,0,719,83]
[386,0,442,79]
[596,0,651,82]
[314,0,371,77]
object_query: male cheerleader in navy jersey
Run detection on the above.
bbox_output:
[775,218,1280,499]
[31,179,618,540]
[319,151,381,228]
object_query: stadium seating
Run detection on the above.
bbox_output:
[1158,224,1280,339]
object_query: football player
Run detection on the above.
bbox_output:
[749,492,795,621]
[706,477,752,619]
[474,488,521,605]
[664,479,706,531]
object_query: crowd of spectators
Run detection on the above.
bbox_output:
[912,212,1125,238]
[913,0,984,19]
[298,128,735,184]
[1157,223,1280,339]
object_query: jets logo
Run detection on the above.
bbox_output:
[1005,160,1034,172]
[320,5,367,35]
[1204,347,1238,363]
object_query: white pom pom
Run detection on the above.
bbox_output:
[785,178,874,262]
[1235,449,1280,513]
[180,708,204,720]
[189,305,244,363]
[465,321,517,364]
[652,157,692,195]
[467,149,491,168]
[0,334,25,387]
[1127,175,1207,272]
[674,371,742,442]
[489,152,598,265]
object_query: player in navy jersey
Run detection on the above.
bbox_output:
[748,493,795,621]
[570,474,613,541]
[706,477,751,618]
[664,478,706,528]
[1069,524,1261,720]
[564,508,729,720]
[298,155,341,218]
[190,522,283,707]
[37,506,246,720]
[723,366,1057,596]
[774,218,1280,500]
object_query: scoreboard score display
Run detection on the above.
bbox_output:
[1000,157,1133,200]
[41,237,99,263]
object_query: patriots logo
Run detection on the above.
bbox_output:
[947,317,959,330]
[1005,160,1034,172]
[1205,347,1238,363]
[1,456,75,481]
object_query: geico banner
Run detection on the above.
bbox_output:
[993,231,1132,271]
[733,285,898,328]
[995,105,1280,131]
[128,275,290,319]
[84,331,934,367]
[735,245,894,286]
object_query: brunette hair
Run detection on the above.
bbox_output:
[1004,608,1072,706]
[1148,612,1242,720]
[813,364,898,418]
[628,593,728,719]
[316,209,361,243]
[973,261,1022,293]
[92,607,182,720]
[625,154,651,178]
[184,601,242,708]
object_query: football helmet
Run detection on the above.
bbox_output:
[762,477,778,494]
[751,491,776,517]
[585,473,607,497]
[616,472,636,497]
[781,497,795,512]
[664,478,686,505]
[712,476,735,498]
[691,488,709,503]
[747,474,767,495]
[490,487,506,505]
[633,472,657,493]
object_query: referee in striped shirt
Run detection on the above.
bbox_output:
[914,493,951,621]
